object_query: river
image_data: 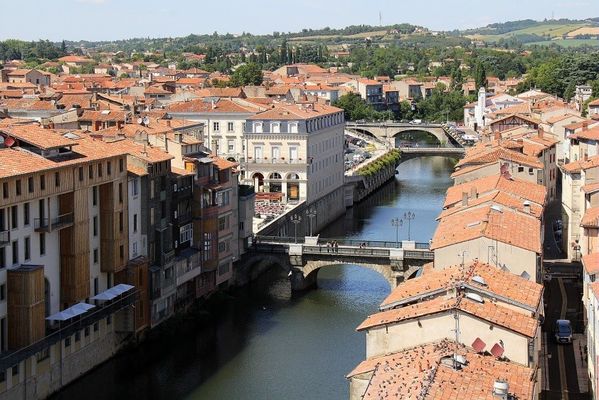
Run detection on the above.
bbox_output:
[50,156,455,400]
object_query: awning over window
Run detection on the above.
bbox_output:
[46,302,95,321]
[90,283,134,301]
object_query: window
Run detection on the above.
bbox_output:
[0,248,5,269]
[89,165,94,179]
[92,186,97,206]
[40,175,45,191]
[78,167,84,182]
[28,177,34,193]
[529,167,534,175]
[272,122,280,133]
[227,122,234,132]
[150,180,155,199]
[517,166,524,173]
[40,233,45,256]
[272,146,280,160]
[0,285,5,301]
[119,245,124,260]
[12,241,18,265]
[93,248,98,264]
[107,161,112,176]
[75,331,81,342]
[24,237,30,261]
[218,215,229,231]
[180,223,193,244]
[133,214,138,232]
[132,179,139,196]
[94,277,98,296]
[119,212,124,232]
[213,122,220,132]
[255,122,263,133]
[132,242,138,257]
[254,146,263,160]
[15,180,21,196]
[23,203,29,226]
[228,140,235,153]
[64,337,71,347]
[93,216,98,236]
[2,182,7,199]
[98,163,103,177]
[12,364,18,376]
[11,206,17,229]
[107,315,112,325]
[84,326,90,337]
[119,158,124,173]
[289,146,298,161]
[118,183,123,203]
[55,172,60,187]
[289,122,298,133]
[93,322,99,332]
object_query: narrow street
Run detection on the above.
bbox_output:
[541,201,589,399]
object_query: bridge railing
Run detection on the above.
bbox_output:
[302,245,391,257]
[253,236,431,251]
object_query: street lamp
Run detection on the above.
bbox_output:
[291,214,302,243]
[403,211,415,241]
[391,217,403,247]
[307,207,317,237]
[459,250,468,267]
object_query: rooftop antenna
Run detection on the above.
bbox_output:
[379,11,382,26]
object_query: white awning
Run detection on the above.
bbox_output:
[90,283,134,301]
[46,302,95,321]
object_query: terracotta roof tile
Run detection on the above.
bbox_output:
[581,207,599,228]
[348,340,535,400]
[583,253,599,275]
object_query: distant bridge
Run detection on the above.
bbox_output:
[236,236,434,290]
[398,146,465,163]
[346,121,459,147]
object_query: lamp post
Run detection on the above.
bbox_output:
[459,250,468,267]
[391,217,403,247]
[291,214,301,243]
[403,211,415,241]
[307,207,317,237]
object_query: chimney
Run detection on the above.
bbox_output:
[492,379,509,400]
[462,192,469,206]
[583,121,589,131]
[523,201,531,214]
[470,186,477,199]
[538,127,544,138]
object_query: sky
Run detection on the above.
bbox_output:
[0,0,595,42]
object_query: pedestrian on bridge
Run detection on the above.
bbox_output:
[333,241,339,253]
[326,242,331,253]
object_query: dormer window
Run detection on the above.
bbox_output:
[272,122,280,133]
[289,122,298,133]
[255,122,263,133]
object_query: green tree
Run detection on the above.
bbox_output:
[474,62,487,90]
[230,63,263,86]
[280,39,288,65]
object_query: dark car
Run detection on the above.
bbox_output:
[554,319,572,344]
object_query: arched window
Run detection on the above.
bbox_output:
[269,172,282,180]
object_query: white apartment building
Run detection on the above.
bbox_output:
[243,102,345,204]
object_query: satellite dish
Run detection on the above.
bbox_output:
[142,116,150,126]
[137,118,143,125]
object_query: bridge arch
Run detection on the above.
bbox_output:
[303,260,396,289]
[393,129,444,146]
[234,252,292,286]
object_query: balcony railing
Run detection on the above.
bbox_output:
[0,230,9,247]
[34,213,74,233]
[245,158,306,165]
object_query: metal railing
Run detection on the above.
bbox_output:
[404,250,434,260]
[0,291,136,371]
[0,230,9,247]
[34,213,74,232]
[253,236,431,251]
[302,245,391,257]
[244,158,306,165]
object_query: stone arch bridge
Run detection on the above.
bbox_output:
[345,122,458,147]
[235,237,434,290]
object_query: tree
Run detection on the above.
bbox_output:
[564,81,576,102]
[280,38,288,65]
[230,63,263,86]
[474,62,487,90]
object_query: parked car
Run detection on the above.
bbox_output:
[410,119,422,124]
[554,319,572,344]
